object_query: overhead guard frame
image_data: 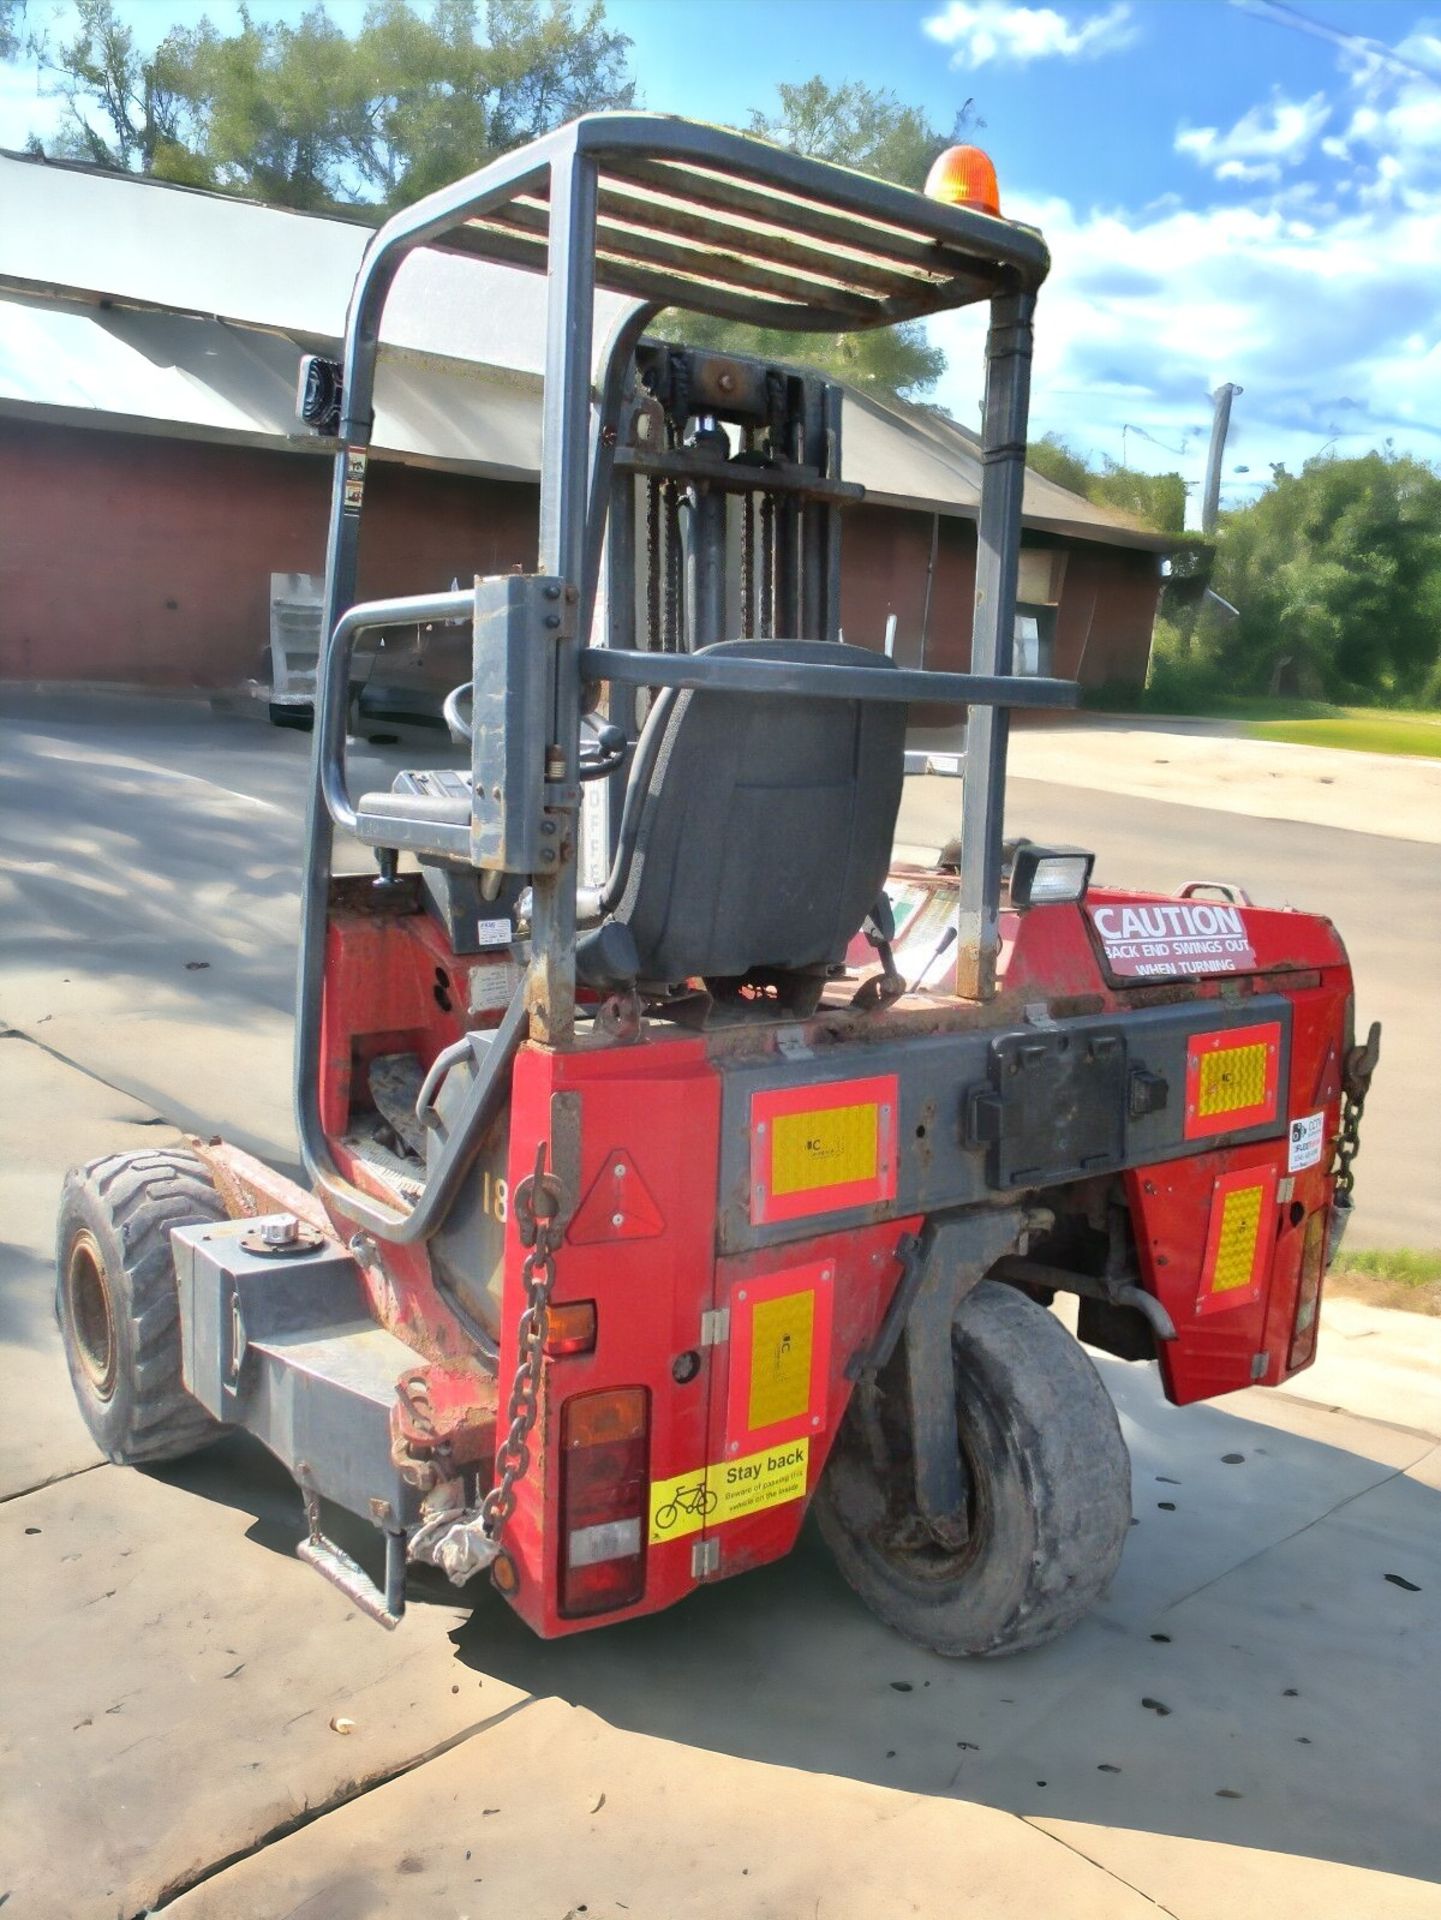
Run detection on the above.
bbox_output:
[298,112,1053,1227]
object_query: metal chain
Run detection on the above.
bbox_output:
[1334,1021,1381,1201]
[664,479,683,652]
[740,427,754,639]
[1334,1091,1365,1200]
[759,492,774,638]
[478,1142,563,1543]
[645,476,661,653]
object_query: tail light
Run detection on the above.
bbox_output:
[1288,1211,1328,1371]
[559,1388,648,1618]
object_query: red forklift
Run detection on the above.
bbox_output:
[56,116,1378,1654]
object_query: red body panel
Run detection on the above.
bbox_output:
[498,1042,919,1635]
[298,869,1354,1632]
[501,1036,724,1635]
[701,1224,920,1581]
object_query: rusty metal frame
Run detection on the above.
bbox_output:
[297,112,1054,1237]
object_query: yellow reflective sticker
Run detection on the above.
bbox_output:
[648,1439,810,1545]
[1196,1042,1269,1118]
[748,1289,815,1431]
[1211,1184,1263,1292]
[770,1103,878,1197]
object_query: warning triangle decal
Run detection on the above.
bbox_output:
[568,1144,666,1245]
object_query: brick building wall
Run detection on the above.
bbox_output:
[1,416,1162,693]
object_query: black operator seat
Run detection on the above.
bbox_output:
[577,638,906,995]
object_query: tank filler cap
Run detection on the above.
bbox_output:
[240,1213,327,1257]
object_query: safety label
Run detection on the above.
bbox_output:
[648,1439,810,1545]
[342,446,368,513]
[468,958,523,1013]
[771,1103,877,1197]
[1287,1110,1326,1172]
[750,1075,898,1224]
[1088,901,1257,979]
[748,1289,815,1431]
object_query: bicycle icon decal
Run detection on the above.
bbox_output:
[652,1480,719,1532]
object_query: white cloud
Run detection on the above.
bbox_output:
[1176,91,1331,175]
[1215,159,1282,185]
[922,1,1136,67]
[929,182,1441,517]
[1322,30,1441,204]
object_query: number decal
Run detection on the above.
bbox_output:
[481,1172,509,1223]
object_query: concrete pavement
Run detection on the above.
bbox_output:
[3,692,1439,1917]
[2,1031,1438,1918]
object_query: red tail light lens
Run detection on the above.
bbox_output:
[559,1388,648,1618]
[1288,1211,1327,1371]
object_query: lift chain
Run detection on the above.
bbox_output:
[664,479,684,651]
[1334,1021,1381,1201]
[645,476,662,652]
[740,426,755,639]
[480,1141,564,1543]
[759,491,775,637]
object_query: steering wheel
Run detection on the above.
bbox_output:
[442,683,627,782]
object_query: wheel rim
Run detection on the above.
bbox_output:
[65,1230,118,1400]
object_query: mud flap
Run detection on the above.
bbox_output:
[1126,1152,1287,1404]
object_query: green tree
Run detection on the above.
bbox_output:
[1,0,24,63]
[662,78,982,400]
[36,0,193,175]
[1212,449,1441,702]
[27,15,967,400]
[1027,433,1188,536]
[31,0,633,213]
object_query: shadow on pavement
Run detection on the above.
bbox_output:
[442,1372,1440,1887]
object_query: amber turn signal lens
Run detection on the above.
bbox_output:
[924,144,1001,217]
[543,1300,597,1357]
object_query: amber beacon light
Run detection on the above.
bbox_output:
[924,144,1002,217]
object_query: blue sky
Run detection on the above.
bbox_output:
[3,0,1439,516]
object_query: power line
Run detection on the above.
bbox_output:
[1229,0,1441,88]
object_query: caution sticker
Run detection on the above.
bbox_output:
[648,1439,810,1545]
[1089,900,1257,980]
[1288,1110,1325,1172]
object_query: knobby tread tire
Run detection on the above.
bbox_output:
[56,1148,229,1465]
[814,1279,1132,1657]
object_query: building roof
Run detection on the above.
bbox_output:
[0,149,1175,553]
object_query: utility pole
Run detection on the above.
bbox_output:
[1201,384,1242,535]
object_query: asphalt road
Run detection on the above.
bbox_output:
[0,691,1432,1246]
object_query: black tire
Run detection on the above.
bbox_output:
[814,1279,1131,1657]
[55,1149,229,1465]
